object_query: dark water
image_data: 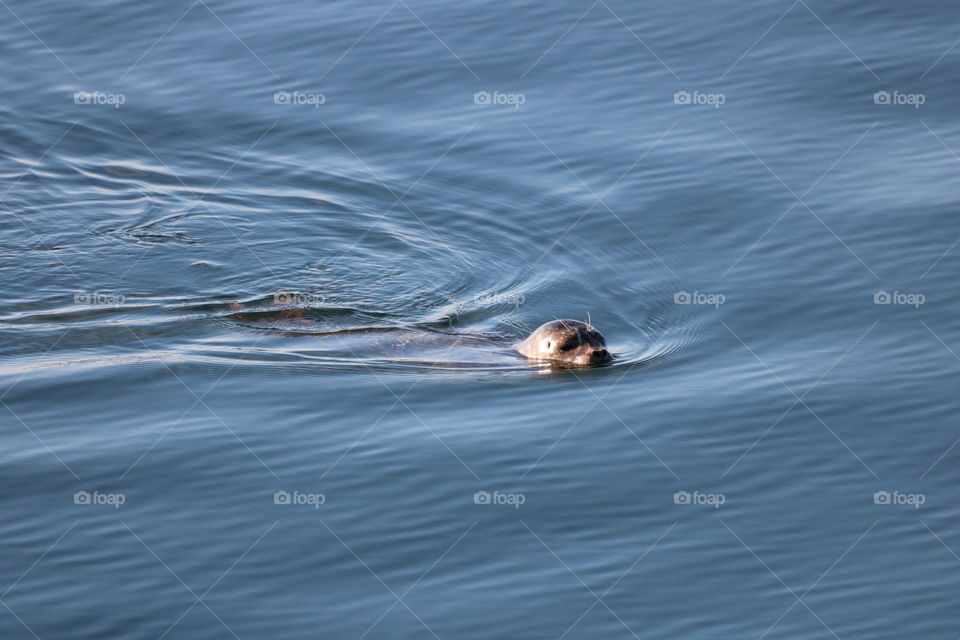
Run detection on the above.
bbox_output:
[2,0,959,637]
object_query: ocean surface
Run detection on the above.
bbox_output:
[2,0,959,637]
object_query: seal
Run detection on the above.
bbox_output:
[515,319,611,366]
[225,303,612,368]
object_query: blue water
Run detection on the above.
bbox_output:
[2,0,959,637]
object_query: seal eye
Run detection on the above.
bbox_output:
[558,341,574,352]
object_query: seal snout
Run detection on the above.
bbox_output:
[590,347,611,364]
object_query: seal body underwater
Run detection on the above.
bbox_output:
[515,319,611,366]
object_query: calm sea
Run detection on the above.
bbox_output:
[1,0,958,637]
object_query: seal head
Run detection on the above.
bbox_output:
[516,319,611,366]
